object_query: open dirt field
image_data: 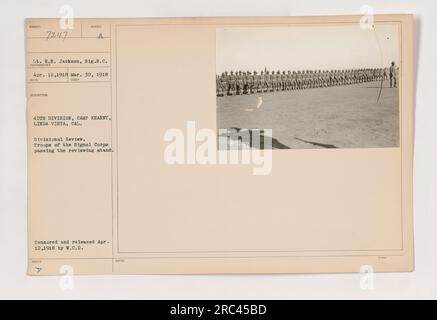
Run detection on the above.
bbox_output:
[217,81,399,149]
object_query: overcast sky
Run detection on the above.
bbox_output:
[216,24,399,73]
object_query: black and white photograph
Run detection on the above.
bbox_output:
[216,24,400,149]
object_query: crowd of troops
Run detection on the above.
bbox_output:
[217,65,398,96]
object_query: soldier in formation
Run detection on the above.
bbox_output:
[217,66,395,96]
[389,62,398,88]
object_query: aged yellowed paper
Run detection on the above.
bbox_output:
[26,15,414,275]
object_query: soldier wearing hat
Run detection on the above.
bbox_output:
[252,71,259,93]
[389,62,398,88]
[228,70,236,95]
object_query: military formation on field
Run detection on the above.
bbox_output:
[216,63,398,96]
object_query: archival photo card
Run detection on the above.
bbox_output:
[216,24,400,150]
[26,16,413,275]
